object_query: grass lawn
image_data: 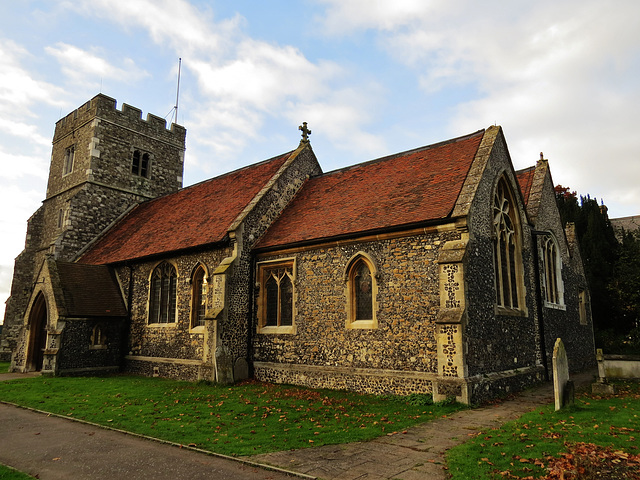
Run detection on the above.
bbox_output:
[0,463,34,479]
[0,362,10,374]
[447,380,640,479]
[0,375,462,456]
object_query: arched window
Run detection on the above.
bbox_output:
[493,178,523,310]
[345,253,377,329]
[149,262,177,324]
[62,145,75,176]
[257,260,295,333]
[191,265,207,328]
[90,324,107,349]
[542,236,564,306]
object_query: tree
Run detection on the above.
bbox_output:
[612,230,640,339]
[554,187,639,351]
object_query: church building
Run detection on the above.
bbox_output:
[1,95,595,404]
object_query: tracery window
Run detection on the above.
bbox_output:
[257,260,295,333]
[191,265,207,329]
[542,236,564,306]
[345,253,378,329]
[63,145,75,176]
[149,262,177,324]
[132,149,150,178]
[493,178,524,310]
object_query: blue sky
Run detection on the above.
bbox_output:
[1,0,639,320]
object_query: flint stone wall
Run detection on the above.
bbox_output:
[119,247,232,365]
[253,229,461,394]
[57,318,125,374]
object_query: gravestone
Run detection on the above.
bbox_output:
[552,338,573,410]
[592,348,617,395]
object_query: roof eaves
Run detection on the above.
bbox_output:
[254,216,453,254]
[94,235,232,267]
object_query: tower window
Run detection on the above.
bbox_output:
[63,146,75,176]
[132,150,150,178]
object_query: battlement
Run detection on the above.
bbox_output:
[53,94,186,144]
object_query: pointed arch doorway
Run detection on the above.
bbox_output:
[27,292,48,372]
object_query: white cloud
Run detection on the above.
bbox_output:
[45,43,149,86]
[0,39,67,113]
[317,0,640,216]
[0,147,50,181]
[60,0,384,163]
[0,184,43,321]
[66,0,239,55]
[316,0,441,33]
[0,118,50,146]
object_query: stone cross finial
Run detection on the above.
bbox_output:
[299,122,311,143]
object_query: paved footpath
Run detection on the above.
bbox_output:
[249,370,596,480]
[0,371,595,480]
[0,373,306,480]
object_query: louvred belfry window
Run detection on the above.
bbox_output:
[132,150,150,178]
[149,262,177,324]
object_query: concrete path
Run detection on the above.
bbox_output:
[249,370,596,480]
[0,374,307,480]
[0,370,596,480]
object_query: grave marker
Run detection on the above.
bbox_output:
[552,338,573,410]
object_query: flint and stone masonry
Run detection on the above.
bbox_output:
[1,96,596,405]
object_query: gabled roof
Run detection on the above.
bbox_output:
[80,151,294,264]
[256,130,485,249]
[53,261,127,317]
[515,166,536,206]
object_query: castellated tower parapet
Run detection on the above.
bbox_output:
[47,94,186,200]
[0,94,186,360]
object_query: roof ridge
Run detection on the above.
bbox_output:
[320,129,486,177]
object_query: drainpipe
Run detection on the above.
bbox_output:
[247,254,256,379]
[121,262,134,372]
[531,230,550,381]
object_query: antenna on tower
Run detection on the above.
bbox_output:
[167,58,182,125]
[174,58,182,124]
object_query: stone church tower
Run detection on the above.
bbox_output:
[0,94,186,359]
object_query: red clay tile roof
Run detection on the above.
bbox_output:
[256,130,485,249]
[55,261,127,317]
[80,152,293,264]
[516,167,536,206]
